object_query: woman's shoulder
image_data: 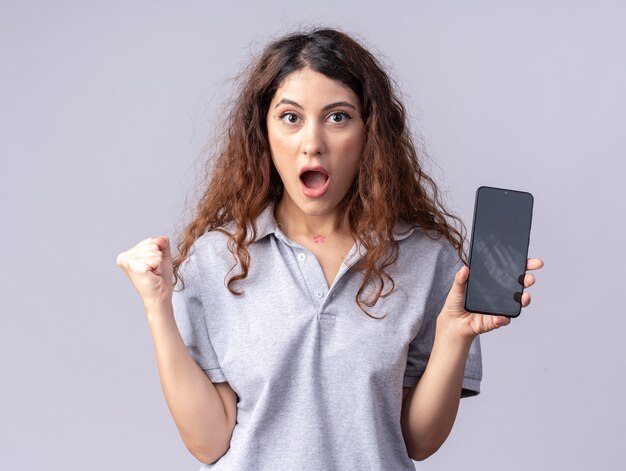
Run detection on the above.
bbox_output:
[185,226,236,266]
[391,226,464,299]
[395,224,462,268]
[398,223,457,250]
[196,225,235,245]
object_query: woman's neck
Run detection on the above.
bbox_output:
[274,195,349,241]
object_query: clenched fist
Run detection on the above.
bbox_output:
[116,236,174,313]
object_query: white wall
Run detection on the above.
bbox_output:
[1,1,624,469]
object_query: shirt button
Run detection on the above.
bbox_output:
[316,291,324,298]
[297,253,306,262]
[331,293,336,299]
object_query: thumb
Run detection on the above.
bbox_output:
[442,265,470,315]
[453,265,469,291]
[155,236,172,260]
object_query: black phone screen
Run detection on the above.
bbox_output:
[464,186,534,317]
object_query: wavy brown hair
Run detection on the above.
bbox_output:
[172,27,468,318]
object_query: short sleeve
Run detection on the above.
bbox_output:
[403,246,483,397]
[172,253,227,383]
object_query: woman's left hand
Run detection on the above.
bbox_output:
[439,258,544,339]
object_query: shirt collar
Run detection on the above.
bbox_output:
[252,202,280,241]
[249,202,416,243]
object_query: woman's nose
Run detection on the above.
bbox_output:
[301,122,326,156]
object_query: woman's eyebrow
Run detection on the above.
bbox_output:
[274,99,357,111]
[274,98,303,109]
[322,101,357,112]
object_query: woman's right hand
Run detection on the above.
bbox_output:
[116,236,174,313]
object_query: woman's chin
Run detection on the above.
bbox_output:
[280,192,338,217]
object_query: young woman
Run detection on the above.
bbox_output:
[117,27,543,469]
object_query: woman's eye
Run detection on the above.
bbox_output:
[327,112,350,124]
[279,112,300,125]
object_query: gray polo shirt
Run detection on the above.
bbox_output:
[172,202,482,470]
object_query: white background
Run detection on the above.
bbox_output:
[1,1,624,469]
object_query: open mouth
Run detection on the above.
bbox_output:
[299,167,330,198]
[300,170,329,189]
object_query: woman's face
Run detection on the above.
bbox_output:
[266,67,365,218]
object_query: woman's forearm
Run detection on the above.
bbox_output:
[401,316,474,461]
[146,303,234,464]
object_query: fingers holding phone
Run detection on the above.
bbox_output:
[440,265,512,339]
[518,257,544,308]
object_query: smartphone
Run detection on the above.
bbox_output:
[464,186,534,318]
